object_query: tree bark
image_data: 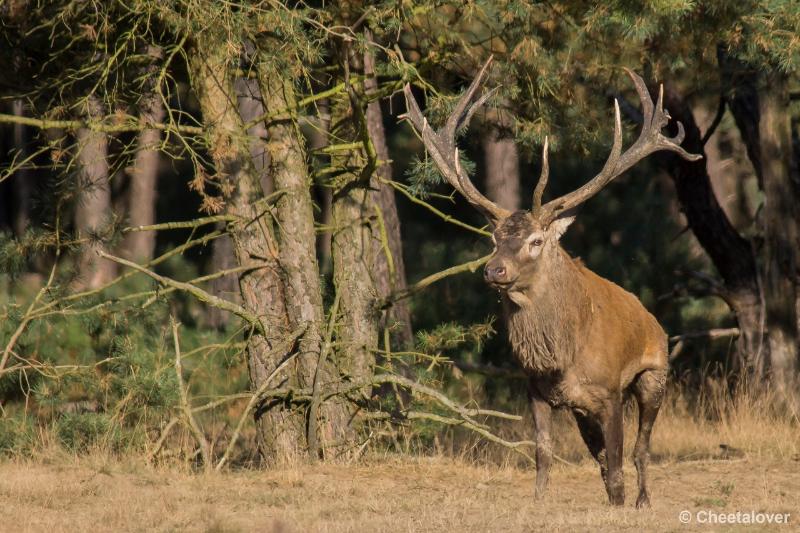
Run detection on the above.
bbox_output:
[121,47,164,262]
[330,94,380,384]
[74,95,116,290]
[363,36,414,351]
[659,85,766,377]
[308,99,333,277]
[481,106,521,211]
[188,41,303,465]
[256,55,352,458]
[722,52,799,388]
[759,78,799,389]
[205,72,267,330]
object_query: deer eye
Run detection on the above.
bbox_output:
[531,238,544,247]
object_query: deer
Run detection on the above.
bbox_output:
[401,59,701,508]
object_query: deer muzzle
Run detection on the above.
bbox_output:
[484,258,516,288]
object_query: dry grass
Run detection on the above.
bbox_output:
[0,453,797,532]
[2,379,798,532]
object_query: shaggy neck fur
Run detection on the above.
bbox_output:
[502,244,593,374]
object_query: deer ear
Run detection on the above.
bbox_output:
[548,208,579,240]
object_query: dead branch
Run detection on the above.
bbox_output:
[386,254,491,305]
[172,316,213,472]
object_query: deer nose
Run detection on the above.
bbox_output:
[484,265,507,282]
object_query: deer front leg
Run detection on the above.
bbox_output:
[529,385,553,499]
[601,393,625,506]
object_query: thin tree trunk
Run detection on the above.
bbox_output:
[309,99,333,277]
[256,55,352,459]
[121,47,164,262]
[660,85,766,377]
[74,95,116,290]
[481,107,521,211]
[11,99,33,237]
[189,42,303,466]
[363,34,414,351]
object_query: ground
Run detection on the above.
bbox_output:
[1,456,797,532]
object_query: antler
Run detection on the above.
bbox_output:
[401,57,511,224]
[536,69,702,225]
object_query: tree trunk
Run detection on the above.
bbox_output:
[121,47,164,262]
[256,55,352,459]
[74,95,116,290]
[205,72,267,330]
[330,95,380,385]
[189,41,303,465]
[737,74,798,388]
[659,85,766,377]
[308,99,333,277]
[481,107,521,211]
[363,35,414,351]
[722,54,800,389]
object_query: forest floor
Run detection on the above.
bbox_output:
[1,454,797,533]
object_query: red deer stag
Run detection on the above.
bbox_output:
[401,59,701,507]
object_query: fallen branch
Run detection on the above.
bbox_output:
[669,328,740,361]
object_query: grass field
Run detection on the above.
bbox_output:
[1,453,797,533]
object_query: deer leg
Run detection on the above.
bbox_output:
[632,368,666,509]
[573,412,607,484]
[601,393,625,506]
[529,385,553,499]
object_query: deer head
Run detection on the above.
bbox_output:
[401,58,701,292]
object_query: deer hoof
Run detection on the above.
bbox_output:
[635,492,651,509]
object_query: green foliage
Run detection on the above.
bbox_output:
[55,413,122,453]
[0,417,36,456]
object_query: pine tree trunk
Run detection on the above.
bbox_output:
[308,99,333,277]
[330,95,380,384]
[74,95,116,290]
[206,73,266,330]
[189,42,304,465]
[755,76,798,389]
[256,56,352,458]
[121,47,164,262]
[481,107,521,211]
[363,37,414,351]
[723,62,799,388]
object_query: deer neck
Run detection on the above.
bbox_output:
[503,244,592,374]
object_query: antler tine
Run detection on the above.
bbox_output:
[625,68,654,131]
[596,99,624,177]
[531,136,550,216]
[538,69,702,224]
[444,56,495,139]
[401,57,511,224]
[401,83,427,132]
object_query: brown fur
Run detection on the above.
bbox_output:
[486,211,667,508]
